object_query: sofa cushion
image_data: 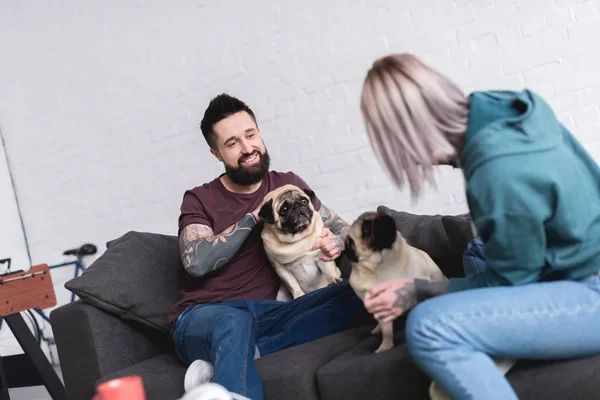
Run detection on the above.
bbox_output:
[256,324,375,400]
[316,321,431,400]
[65,231,186,333]
[377,206,474,278]
[95,353,186,400]
[507,355,600,400]
[317,321,600,400]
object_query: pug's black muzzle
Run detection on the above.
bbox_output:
[344,236,359,262]
[282,202,313,234]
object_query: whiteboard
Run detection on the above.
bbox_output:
[0,133,31,274]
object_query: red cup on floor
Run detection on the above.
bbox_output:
[95,376,146,400]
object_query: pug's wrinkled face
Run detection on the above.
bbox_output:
[259,185,317,235]
[344,212,398,263]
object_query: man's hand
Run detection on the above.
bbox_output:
[364,279,418,323]
[251,204,262,222]
[317,204,349,262]
[311,227,343,262]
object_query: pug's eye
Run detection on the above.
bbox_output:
[361,220,372,238]
[301,198,308,205]
[280,204,289,214]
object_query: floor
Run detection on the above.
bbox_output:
[7,366,63,400]
[1,316,65,399]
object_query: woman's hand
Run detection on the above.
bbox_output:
[364,278,450,323]
[363,278,418,323]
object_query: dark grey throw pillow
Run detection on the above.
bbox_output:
[376,206,474,278]
[65,231,187,333]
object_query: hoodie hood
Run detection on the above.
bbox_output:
[459,89,562,180]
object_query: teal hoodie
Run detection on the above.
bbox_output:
[448,89,600,292]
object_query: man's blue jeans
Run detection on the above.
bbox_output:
[406,237,600,399]
[172,280,367,400]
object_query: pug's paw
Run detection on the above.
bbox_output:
[326,274,342,286]
[292,289,305,299]
[374,341,394,354]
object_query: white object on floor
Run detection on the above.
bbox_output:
[184,359,214,393]
[185,349,261,392]
[178,382,231,400]
[178,382,252,400]
[429,357,517,400]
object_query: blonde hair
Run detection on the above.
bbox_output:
[360,53,469,199]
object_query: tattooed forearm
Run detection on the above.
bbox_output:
[414,279,449,302]
[391,279,449,311]
[319,204,350,246]
[392,282,419,311]
[179,213,257,278]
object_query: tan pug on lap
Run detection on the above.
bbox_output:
[259,184,342,300]
[344,211,447,354]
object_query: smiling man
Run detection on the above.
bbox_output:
[168,94,367,399]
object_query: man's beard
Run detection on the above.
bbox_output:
[224,149,271,186]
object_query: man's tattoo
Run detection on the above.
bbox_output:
[179,213,257,278]
[392,281,419,311]
[319,203,349,250]
[414,279,449,302]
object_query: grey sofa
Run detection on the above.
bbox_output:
[50,206,600,400]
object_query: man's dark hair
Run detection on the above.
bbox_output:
[200,93,257,149]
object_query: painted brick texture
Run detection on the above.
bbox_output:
[1,0,600,355]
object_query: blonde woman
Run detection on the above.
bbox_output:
[360,53,600,400]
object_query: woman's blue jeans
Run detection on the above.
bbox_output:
[405,237,600,399]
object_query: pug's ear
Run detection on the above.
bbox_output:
[302,188,316,202]
[258,199,275,224]
[372,214,397,250]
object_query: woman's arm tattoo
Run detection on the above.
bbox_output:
[392,279,449,311]
[414,279,450,301]
[393,282,419,310]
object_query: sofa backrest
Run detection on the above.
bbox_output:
[65,207,474,334]
[66,231,186,333]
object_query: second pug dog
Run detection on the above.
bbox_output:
[344,211,447,353]
[259,184,342,299]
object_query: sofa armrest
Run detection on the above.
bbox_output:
[50,301,171,400]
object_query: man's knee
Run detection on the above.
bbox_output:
[208,308,254,345]
[182,306,254,351]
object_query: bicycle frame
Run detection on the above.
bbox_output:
[0,249,93,367]
[49,258,86,303]
[31,258,86,324]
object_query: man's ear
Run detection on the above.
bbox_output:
[302,188,316,203]
[372,214,397,250]
[210,148,223,162]
[258,199,275,224]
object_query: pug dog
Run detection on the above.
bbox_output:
[344,211,447,354]
[259,184,342,299]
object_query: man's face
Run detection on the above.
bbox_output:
[210,111,270,185]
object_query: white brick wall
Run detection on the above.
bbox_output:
[1,0,600,357]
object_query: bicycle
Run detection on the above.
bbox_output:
[34,243,98,324]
